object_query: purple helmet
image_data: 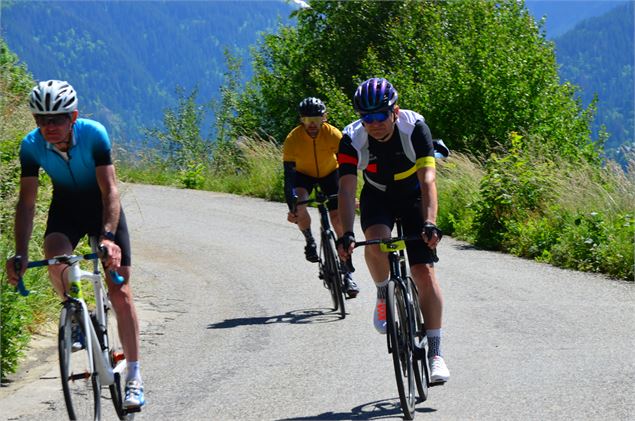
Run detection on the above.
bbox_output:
[353,78,398,113]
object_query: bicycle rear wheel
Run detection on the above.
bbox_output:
[387,280,416,419]
[59,302,101,421]
[321,231,346,319]
[407,277,429,402]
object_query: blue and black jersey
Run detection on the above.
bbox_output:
[20,118,112,201]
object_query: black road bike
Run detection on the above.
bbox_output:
[353,220,444,419]
[294,190,348,319]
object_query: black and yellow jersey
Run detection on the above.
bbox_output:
[282,122,342,178]
[338,109,435,196]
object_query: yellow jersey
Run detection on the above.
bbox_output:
[282,122,342,178]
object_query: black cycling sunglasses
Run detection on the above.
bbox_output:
[34,114,72,127]
[360,110,392,124]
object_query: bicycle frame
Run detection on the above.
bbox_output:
[68,241,126,387]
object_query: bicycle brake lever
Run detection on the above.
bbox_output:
[110,271,125,284]
[13,256,30,296]
[16,278,30,296]
[97,245,126,284]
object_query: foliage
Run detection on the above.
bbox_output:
[0,37,60,378]
[435,138,634,280]
[143,86,214,189]
[232,0,600,164]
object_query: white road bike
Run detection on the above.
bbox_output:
[16,237,137,420]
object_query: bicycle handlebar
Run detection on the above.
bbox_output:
[291,193,338,213]
[14,248,124,297]
[344,235,439,273]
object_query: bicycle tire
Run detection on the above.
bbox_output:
[59,302,101,421]
[321,231,346,318]
[407,277,429,402]
[102,302,128,420]
[387,280,416,419]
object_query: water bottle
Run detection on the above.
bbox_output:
[68,264,83,299]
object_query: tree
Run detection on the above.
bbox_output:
[232,0,600,163]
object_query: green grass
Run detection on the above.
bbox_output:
[117,134,634,281]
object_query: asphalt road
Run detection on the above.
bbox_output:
[1,183,634,420]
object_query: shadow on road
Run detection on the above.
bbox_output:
[207,308,343,329]
[278,398,437,420]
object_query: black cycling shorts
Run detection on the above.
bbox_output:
[294,169,339,211]
[45,196,132,266]
[359,186,436,266]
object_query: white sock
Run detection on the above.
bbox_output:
[126,361,142,383]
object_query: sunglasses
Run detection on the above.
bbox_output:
[360,110,391,124]
[34,114,71,127]
[301,116,324,125]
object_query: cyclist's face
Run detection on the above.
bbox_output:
[362,107,398,141]
[301,116,324,139]
[34,111,77,147]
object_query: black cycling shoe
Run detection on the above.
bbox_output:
[304,242,319,263]
[344,273,360,298]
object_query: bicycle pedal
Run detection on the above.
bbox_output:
[429,381,446,387]
[125,406,142,413]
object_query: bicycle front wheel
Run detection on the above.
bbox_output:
[407,277,429,403]
[322,231,346,319]
[387,280,416,419]
[103,303,128,420]
[59,303,101,421]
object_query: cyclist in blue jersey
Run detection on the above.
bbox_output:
[5,80,145,409]
[337,78,450,383]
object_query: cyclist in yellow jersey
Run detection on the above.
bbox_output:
[283,97,359,297]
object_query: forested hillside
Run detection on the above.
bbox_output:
[0,0,294,143]
[554,2,634,163]
[525,0,628,37]
[2,0,632,161]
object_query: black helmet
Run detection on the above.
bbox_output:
[298,97,326,117]
[353,78,398,113]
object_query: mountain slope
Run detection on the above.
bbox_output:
[554,2,634,156]
[525,0,629,38]
[1,1,295,142]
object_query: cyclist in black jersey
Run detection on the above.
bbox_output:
[5,80,145,408]
[337,78,450,383]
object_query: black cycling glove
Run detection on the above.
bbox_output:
[423,222,443,242]
[338,231,356,250]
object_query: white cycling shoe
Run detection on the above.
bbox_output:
[429,356,450,383]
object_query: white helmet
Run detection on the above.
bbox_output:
[28,80,78,114]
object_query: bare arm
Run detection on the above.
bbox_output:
[96,164,121,269]
[338,174,358,233]
[417,166,440,247]
[337,174,357,258]
[96,164,121,234]
[5,177,38,284]
[14,177,39,257]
